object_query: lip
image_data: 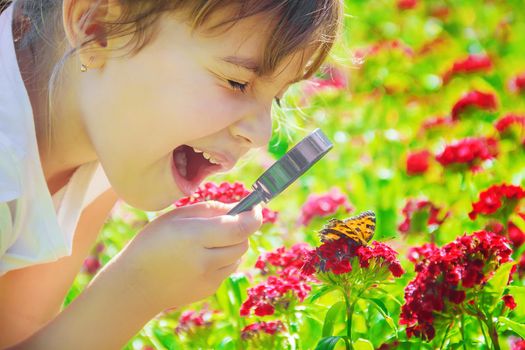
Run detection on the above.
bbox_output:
[171,146,237,196]
[187,145,237,172]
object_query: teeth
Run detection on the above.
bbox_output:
[193,147,203,153]
[209,157,220,165]
[174,151,187,177]
[202,152,211,160]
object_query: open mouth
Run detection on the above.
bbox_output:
[171,145,222,195]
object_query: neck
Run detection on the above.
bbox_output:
[12,1,97,195]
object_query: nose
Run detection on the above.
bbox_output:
[229,107,273,148]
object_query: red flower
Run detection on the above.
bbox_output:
[495,114,525,133]
[175,309,216,334]
[512,339,525,350]
[451,90,498,120]
[443,54,493,84]
[174,181,278,224]
[398,199,448,234]
[420,116,455,131]
[241,321,286,340]
[397,0,417,10]
[508,221,525,247]
[298,188,353,226]
[406,150,431,175]
[407,243,439,265]
[255,243,312,275]
[302,239,404,278]
[435,137,498,170]
[508,72,525,94]
[241,244,316,318]
[83,256,101,275]
[502,294,517,310]
[304,65,347,97]
[401,231,513,341]
[469,184,525,220]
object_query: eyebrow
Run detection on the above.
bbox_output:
[219,55,305,84]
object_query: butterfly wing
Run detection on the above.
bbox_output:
[319,211,376,245]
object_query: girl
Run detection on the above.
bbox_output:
[0,0,342,348]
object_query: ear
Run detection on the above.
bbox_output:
[62,0,122,70]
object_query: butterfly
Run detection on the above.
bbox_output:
[318,210,376,245]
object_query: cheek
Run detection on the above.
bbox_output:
[80,61,244,160]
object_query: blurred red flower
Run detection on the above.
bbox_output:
[397,0,417,10]
[406,150,431,175]
[241,321,286,340]
[174,181,278,224]
[442,54,493,84]
[398,199,448,234]
[298,188,353,226]
[508,72,525,94]
[469,184,525,220]
[435,137,498,170]
[451,90,498,120]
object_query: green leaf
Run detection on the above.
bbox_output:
[216,337,235,350]
[482,262,516,313]
[315,336,346,350]
[268,129,289,158]
[309,285,337,303]
[322,301,346,337]
[498,316,525,338]
[354,338,374,350]
[363,297,398,332]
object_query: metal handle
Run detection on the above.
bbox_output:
[227,190,264,215]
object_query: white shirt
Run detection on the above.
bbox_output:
[0,2,111,276]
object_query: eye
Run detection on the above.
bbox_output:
[228,79,282,107]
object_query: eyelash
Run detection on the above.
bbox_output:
[227,80,282,107]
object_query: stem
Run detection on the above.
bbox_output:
[460,314,467,350]
[342,290,355,350]
[477,317,490,349]
[439,323,452,350]
[486,316,501,350]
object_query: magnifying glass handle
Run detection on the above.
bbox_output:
[227,191,264,215]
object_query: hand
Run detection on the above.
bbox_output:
[113,201,262,312]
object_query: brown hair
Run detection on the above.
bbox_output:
[9,0,343,142]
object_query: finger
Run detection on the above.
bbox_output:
[204,259,242,286]
[168,201,238,219]
[206,240,249,268]
[198,206,262,248]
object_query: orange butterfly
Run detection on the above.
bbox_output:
[319,210,376,245]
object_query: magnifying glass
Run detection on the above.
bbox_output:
[228,128,333,215]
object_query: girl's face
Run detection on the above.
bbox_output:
[78,8,307,211]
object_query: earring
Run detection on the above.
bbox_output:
[80,56,95,72]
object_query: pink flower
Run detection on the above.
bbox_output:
[508,221,525,247]
[406,150,431,176]
[298,188,353,226]
[451,90,498,120]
